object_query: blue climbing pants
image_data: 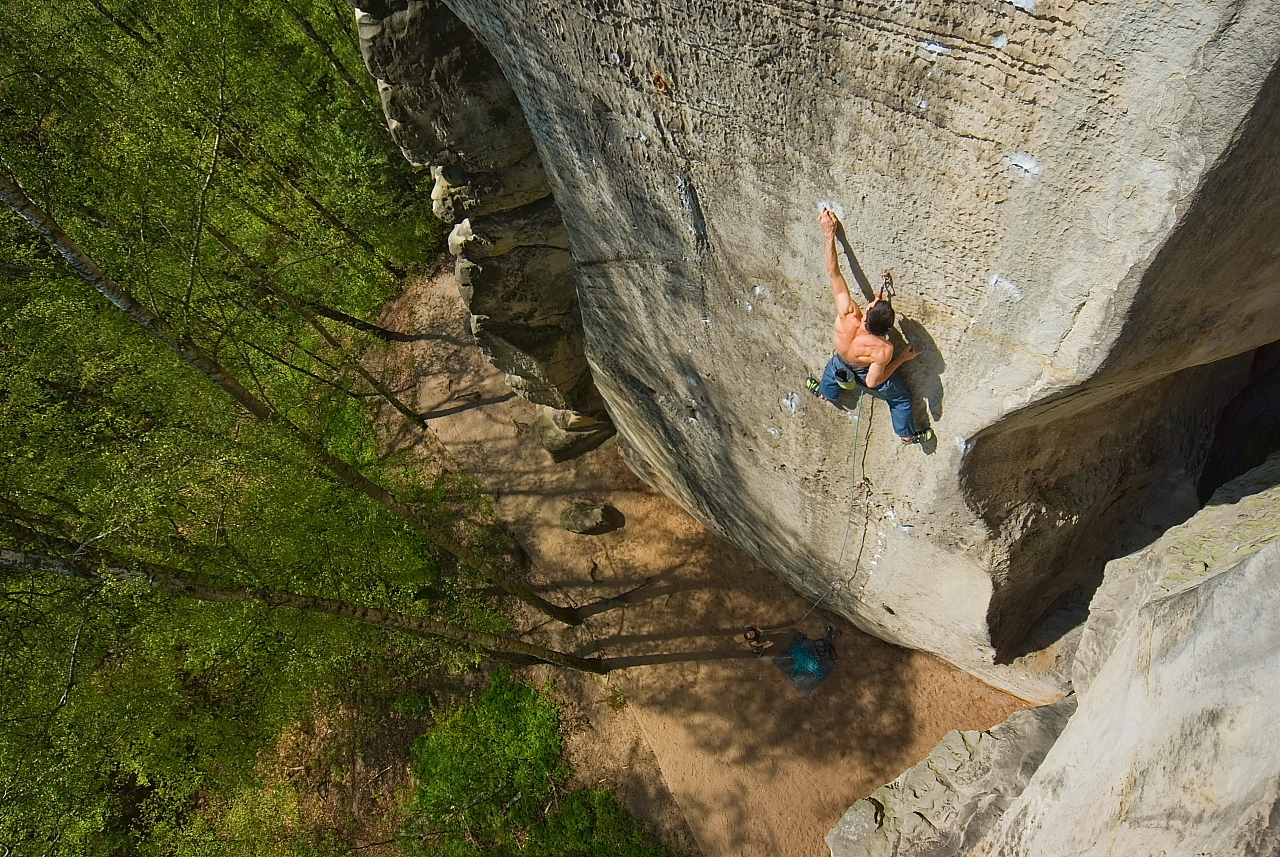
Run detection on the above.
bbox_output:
[818,353,917,439]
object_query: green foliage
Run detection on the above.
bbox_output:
[0,2,485,854]
[408,671,565,853]
[0,255,499,855]
[0,0,441,456]
[394,689,434,720]
[161,780,335,857]
[405,673,677,857]
[524,789,673,857]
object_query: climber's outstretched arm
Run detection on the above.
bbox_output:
[821,207,861,323]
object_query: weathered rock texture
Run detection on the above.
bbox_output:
[355,0,613,458]
[365,0,1280,698]
[827,697,1075,857]
[1073,450,1280,694]
[829,451,1280,857]
[968,451,1280,856]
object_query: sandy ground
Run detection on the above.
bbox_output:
[372,269,1027,857]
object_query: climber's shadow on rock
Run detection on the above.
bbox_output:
[834,224,877,304]
[833,221,946,432]
[897,316,945,424]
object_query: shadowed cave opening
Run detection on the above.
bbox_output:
[1003,336,1280,664]
[1197,339,1280,502]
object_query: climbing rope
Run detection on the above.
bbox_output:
[760,390,876,635]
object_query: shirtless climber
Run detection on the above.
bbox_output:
[806,207,933,445]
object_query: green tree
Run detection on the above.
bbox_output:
[0,3,603,853]
[405,672,676,857]
[1,170,581,624]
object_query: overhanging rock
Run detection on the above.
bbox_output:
[388,0,1280,699]
[829,451,1280,856]
[355,0,613,458]
[969,452,1280,855]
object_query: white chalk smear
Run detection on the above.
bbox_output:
[1004,151,1041,176]
[781,393,799,416]
[991,273,1022,300]
[956,436,971,454]
[1010,0,1036,11]
[992,31,1009,49]
[817,199,846,219]
[918,40,951,57]
[917,97,928,110]
[766,426,782,438]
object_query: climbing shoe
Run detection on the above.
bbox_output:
[806,377,823,398]
[901,428,934,445]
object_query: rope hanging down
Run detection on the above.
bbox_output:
[761,391,877,635]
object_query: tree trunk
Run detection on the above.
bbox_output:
[0,547,606,674]
[0,169,582,627]
[84,0,154,49]
[296,187,405,278]
[218,127,404,278]
[277,0,377,114]
[306,302,422,343]
[206,223,431,432]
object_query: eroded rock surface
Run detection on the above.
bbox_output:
[827,697,1075,857]
[971,456,1280,856]
[363,0,1280,698]
[1072,450,1280,694]
[355,0,612,456]
[830,451,1280,857]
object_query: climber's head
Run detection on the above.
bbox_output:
[865,299,895,336]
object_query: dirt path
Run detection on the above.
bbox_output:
[374,270,1027,857]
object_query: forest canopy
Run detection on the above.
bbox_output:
[0,1,582,854]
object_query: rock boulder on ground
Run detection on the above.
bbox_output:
[559,501,608,534]
[828,697,1075,857]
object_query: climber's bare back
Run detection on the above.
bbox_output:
[834,303,893,369]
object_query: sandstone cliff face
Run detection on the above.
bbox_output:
[355,0,614,459]
[830,452,1280,857]
[366,0,1280,699]
[970,452,1280,856]
[827,697,1076,857]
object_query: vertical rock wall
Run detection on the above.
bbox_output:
[970,453,1280,856]
[355,0,613,458]
[827,697,1076,857]
[372,0,1280,699]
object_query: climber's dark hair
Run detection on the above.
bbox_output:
[865,300,895,336]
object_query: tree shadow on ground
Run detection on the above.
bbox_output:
[560,523,922,785]
[421,392,516,420]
